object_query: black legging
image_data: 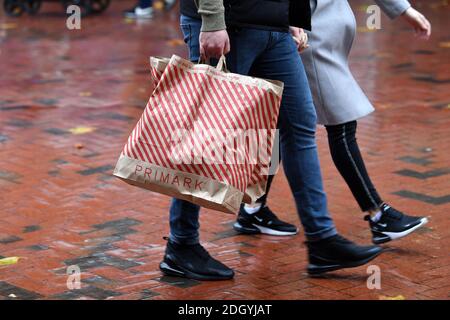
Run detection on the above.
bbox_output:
[257,120,382,212]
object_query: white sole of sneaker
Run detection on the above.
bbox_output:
[381,217,429,241]
[233,222,260,234]
[253,224,298,236]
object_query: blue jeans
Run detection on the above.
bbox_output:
[169,15,337,244]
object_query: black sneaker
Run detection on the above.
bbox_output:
[159,239,234,281]
[365,203,429,244]
[233,204,298,236]
[307,234,383,275]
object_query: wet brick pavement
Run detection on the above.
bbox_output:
[0,0,449,300]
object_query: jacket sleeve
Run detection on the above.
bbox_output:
[374,0,411,19]
[289,0,312,31]
[194,0,226,32]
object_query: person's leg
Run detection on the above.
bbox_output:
[325,120,428,244]
[167,15,202,246]
[235,149,298,235]
[234,165,299,235]
[162,198,234,280]
[249,32,336,241]
[247,31,381,274]
[169,198,200,245]
[254,174,275,206]
[159,16,233,281]
[325,121,382,212]
[250,147,280,206]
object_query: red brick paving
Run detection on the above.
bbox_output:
[0,1,449,300]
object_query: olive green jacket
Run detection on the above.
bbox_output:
[194,0,226,32]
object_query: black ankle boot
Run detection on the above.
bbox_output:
[306,234,382,275]
[160,239,234,281]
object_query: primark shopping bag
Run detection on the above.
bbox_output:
[113,55,283,214]
[149,56,280,202]
[149,57,283,202]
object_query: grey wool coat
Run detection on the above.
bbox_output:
[301,0,411,125]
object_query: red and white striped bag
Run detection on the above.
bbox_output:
[149,56,279,202]
[113,55,283,213]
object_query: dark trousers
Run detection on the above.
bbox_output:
[325,120,383,211]
[261,120,383,212]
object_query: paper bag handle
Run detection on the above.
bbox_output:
[215,55,228,72]
[198,55,228,73]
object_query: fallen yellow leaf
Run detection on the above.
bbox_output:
[0,23,17,30]
[0,257,20,266]
[439,42,450,48]
[167,39,185,47]
[79,91,92,97]
[379,295,405,300]
[69,126,96,135]
[376,103,392,109]
[358,5,370,11]
[430,0,448,9]
[154,1,164,10]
